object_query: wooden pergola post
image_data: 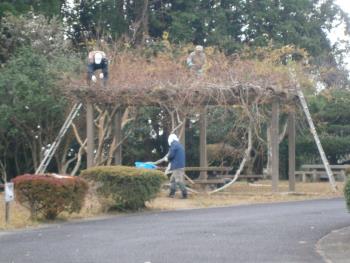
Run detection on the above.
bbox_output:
[288,110,296,192]
[113,110,122,165]
[199,107,208,179]
[86,102,94,168]
[271,99,280,192]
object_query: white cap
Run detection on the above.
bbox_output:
[168,134,179,146]
[94,52,103,64]
[195,45,204,52]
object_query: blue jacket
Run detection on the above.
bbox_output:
[168,141,185,170]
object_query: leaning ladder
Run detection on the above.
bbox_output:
[290,70,337,191]
[35,103,83,174]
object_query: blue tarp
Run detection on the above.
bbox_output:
[135,162,157,169]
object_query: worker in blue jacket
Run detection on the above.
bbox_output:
[154,134,187,198]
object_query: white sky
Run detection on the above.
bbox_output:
[331,0,350,42]
[336,0,350,14]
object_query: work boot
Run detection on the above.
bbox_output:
[181,191,187,199]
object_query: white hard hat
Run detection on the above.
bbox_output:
[168,134,179,146]
[195,45,204,52]
[94,52,103,64]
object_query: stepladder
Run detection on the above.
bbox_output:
[289,69,337,191]
[35,103,82,174]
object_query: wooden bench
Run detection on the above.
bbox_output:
[184,166,232,174]
[159,166,263,188]
[238,174,264,182]
[158,166,233,186]
[158,166,232,175]
[193,179,230,185]
[185,167,232,185]
[185,168,264,183]
[295,164,350,182]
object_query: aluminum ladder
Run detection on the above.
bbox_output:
[290,69,337,191]
[35,103,83,174]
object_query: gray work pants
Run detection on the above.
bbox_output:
[169,168,187,197]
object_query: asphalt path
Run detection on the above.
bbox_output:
[0,198,349,263]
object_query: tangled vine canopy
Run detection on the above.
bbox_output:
[65,46,306,111]
[61,46,311,178]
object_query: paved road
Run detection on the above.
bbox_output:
[0,198,349,263]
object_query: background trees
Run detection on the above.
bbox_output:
[62,1,349,55]
[0,13,81,181]
[0,0,64,18]
[63,0,349,87]
[297,89,350,164]
[2,1,348,59]
[0,0,349,180]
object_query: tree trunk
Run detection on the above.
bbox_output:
[86,102,94,168]
[132,0,149,45]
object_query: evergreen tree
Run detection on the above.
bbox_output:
[0,0,65,18]
[295,89,350,165]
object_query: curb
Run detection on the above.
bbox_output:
[316,226,350,263]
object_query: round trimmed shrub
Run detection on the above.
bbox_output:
[13,174,88,220]
[344,178,350,211]
[81,166,167,211]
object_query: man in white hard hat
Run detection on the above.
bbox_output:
[186,45,206,75]
[87,51,109,86]
[153,134,187,198]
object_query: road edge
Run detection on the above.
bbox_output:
[316,226,350,263]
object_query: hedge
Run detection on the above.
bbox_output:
[81,166,167,211]
[344,178,350,211]
[13,174,88,220]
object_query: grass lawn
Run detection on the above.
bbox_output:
[0,180,345,230]
[147,180,345,210]
[0,193,34,230]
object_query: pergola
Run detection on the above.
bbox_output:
[66,50,331,193]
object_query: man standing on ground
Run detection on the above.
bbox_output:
[87,50,109,87]
[154,134,187,199]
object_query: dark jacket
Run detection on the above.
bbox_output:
[168,141,185,170]
[87,58,109,80]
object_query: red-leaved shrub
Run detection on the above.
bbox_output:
[13,174,88,220]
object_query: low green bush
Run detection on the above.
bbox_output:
[344,179,350,211]
[13,174,88,220]
[81,166,167,211]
